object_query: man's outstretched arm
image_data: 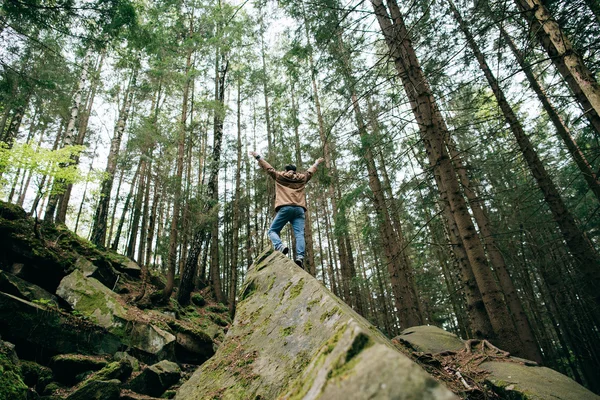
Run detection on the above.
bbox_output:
[305,157,325,181]
[249,151,277,179]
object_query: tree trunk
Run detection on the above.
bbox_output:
[56,50,106,224]
[91,70,136,246]
[112,165,140,251]
[178,53,228,305]
[514,0,600,135]
[446,131,542,362]
[450,0,600,309]
[371,0,521,355]
[229,77,243,317]
[500,26,600,203]
[352,93,421,327]
[47,49,92,223]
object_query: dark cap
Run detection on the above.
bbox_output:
[285,164,297,171]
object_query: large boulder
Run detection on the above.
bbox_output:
[394,324,600,400]
[396,325,465,354]
[0,204,73,293]
[128,322,177,364]
[56,269,127,329]
[0,270,62,306]
[51,354,109,385]
[175,250,457,400]
[56,269,176,363]
[127,360,181,397]
[65,379,121,400]
[481,361,600,400]
[0,291,123,360]
[73,256,119,290]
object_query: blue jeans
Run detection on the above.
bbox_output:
[268,206,306,259]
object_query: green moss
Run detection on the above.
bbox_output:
[303,321,313,334]
[0,353,27,400]
[320,306,340,323]
[280,326,295,337]
[326,333,373,383]
[289,279,304,300]
[206,304,229,313]
[279,282,292,301]
[240,280,257,301]
[209,313,230,327]
[307,297,321,311]
[267,276,276,291]
[191,293,206,306]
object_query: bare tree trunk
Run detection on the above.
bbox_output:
[352,92,421,327]
[165,31,194,300]
[514,0,600,135]
[372,0,520,354]
[47,49,92,223]
[112,165,140,251]
[178,52,228,304]
[451,0,600,309]
[446,130,542,362]
[500,26,600,203]
[56,50,106,224]
[91,70,136,246]
[229,77,243,317]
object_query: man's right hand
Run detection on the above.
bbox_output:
[316,157,325,164]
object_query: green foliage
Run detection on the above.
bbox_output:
[0,142,99,196]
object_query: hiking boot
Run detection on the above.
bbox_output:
[294,259,304,270]
[281,247,289,255]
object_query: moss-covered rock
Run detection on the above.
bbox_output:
[128,322,177,364]
[51,354,109,385]
[190,294,205,307]
[167,320,214,364]
[65,378,121,400]
[0,270,60,306]
[175,250,457,400]
[0,291,123,360]
[86,359,133,383]
[127,360,181,397]
[481,360,600,400]
[0,340,27,400]
[395,325,465,354]
[56,269,127,329]
[20,360,53,393]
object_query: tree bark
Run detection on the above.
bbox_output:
[47,49,92,223]
[229,77,243,317]
[500,26,600,204]
[164,31,194,300]
[514,0,600,135]
[371,0,520,354]
[56,50,106,224]
[91,69,136,247]
[450,0,600,309]
[178,54,228,305]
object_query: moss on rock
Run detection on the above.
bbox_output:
[176,250,457,400]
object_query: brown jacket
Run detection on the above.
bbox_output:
[258,158,317,211]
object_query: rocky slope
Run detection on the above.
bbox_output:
[0,201,230,399]
[1,201,597,400]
